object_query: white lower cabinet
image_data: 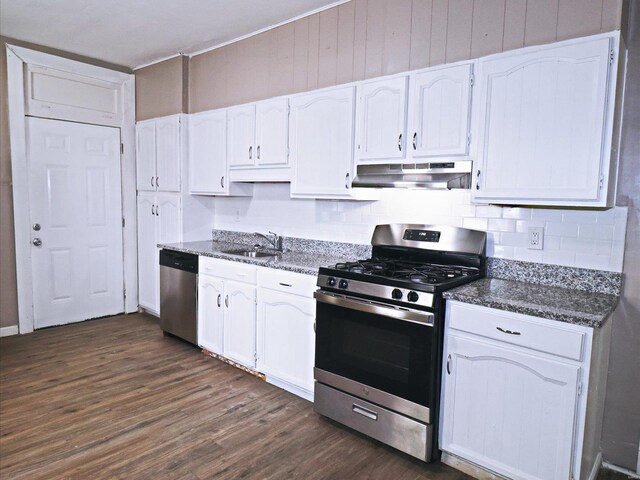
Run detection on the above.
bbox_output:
[441,301,609,480]
[136,192,181,314]
[197,257,257,369]
[257,268,316,400]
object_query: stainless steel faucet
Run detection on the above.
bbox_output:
[254,231,283,251]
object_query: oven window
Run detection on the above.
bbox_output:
[315,302,435,408]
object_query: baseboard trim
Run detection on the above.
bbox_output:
[588,453,603,480]
[0,325,20,337]
[440,452,508,480]
[602,461,640,479]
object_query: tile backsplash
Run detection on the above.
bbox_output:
[213,184,628,273]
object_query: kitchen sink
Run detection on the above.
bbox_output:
[221,249,278,258]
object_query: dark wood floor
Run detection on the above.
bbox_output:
[0,314,632,480]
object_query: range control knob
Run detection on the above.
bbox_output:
[338,279,349,289]
[326,277,336,287]
[407,291,419,302]
[391,288,403,300]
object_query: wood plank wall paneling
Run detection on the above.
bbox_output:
[187,0,622,113]
[135,56,185,121]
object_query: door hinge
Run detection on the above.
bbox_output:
[467,132,472,146]
[610,49,615,64]
[599,175,605,189]
[121,143,124,155]
[577,382,583,396]
[470,73,475,87]
[123,288,127,299]
[122,217,125,228]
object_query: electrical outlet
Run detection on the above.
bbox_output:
[528,227,544,250]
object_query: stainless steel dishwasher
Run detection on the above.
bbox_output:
[159,249,198,345]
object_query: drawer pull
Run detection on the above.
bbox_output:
[352,403,378,421]
[217,294,221,307]
[279,283,292,287]
[497,326,521,336]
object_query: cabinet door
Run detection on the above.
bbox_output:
[257,289,315,393]
[136,121,156,191]
[156,194,181,245]
[155,116,181,192]
[227,105,256,168]
[355,76,408,163]
[410,64,472,157]
[474,38,611,204]
[255,98,289,167]
[136,194,158,312]
[223,280,256,368]
[290,87,355,197]
[198,274,225,355]
[441,334,580,480]
[188,110,228,194]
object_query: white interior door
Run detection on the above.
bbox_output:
[27,117,125,329]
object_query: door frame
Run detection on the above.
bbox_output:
[6,45,138,334]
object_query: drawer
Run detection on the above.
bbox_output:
[314,382,431,461]
[199,256,257,284]
[257,267,316,297]
[447,301,585,361]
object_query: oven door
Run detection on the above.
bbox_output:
[314,291,436,423]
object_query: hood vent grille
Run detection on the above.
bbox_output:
[352,160,472,190]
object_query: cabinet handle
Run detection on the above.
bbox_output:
[151,205,155,216]
[476,170,481,190]
[220,176,225,188]
[496,326,521,336]
[155,204,159,216]
[156,176,159,188]
[225,295,229,308]
[257,145,261,160]
[217,294,221,307]
[352,403,378,421]
[249,146,253,160]
[412,132,417,150]
[345,172,350,190]
[151,176,155,187]
[397,133,402,152]
[446,354,451,375]
[279,283,292,287]
[313,322,316,333]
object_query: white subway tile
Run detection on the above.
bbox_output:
[515,220,545,233]
[513,247,544,263]
[578,224,614,241]
[542,250,576,267]
[499,232,528,247]
[562,209,600,222]
[475,205,503,218]
[531,209,564,221]
[561,237,596,254]
[463,217,488,231]
[595,240,613,256]
[493,245,515,259]
[545,222,579,237]
[544,236,562,251]
[501,207,532,220]
[575,253,612,271]
[488,218,517,232]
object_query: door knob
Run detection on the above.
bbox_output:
[32,238,42,247]
[32,223,41,231]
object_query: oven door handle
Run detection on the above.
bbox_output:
[314,291,435,326]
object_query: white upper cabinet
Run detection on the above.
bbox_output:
[188,109,228,194]
[472,35,617,206]
[227,105,256,168]
[136,114,182,193]
[290,86,376,199]
[355,76,408,163]
[409,63,473,158]
[255,98,289,167]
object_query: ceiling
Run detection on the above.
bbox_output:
[0,0,346,69]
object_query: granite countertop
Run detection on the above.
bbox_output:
[158,240,350,276]
[443,278,618,328]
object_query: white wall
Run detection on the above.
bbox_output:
[214,184,627,272]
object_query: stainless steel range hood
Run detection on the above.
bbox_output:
[352,160,472,189]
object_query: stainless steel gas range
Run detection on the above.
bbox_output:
[313,224,486,462]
